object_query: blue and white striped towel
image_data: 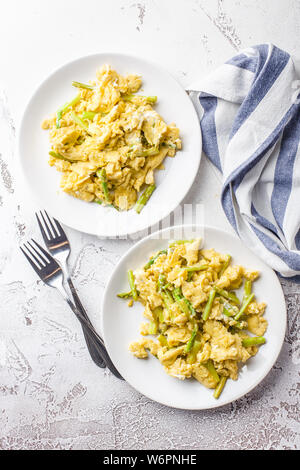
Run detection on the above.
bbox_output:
[189,43,300,282]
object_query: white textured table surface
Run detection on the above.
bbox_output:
[0,0,299,450]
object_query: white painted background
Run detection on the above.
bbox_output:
[0,0,299,449]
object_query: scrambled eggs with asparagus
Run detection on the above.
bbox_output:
[118,239,267,399]
[42,65,181,212]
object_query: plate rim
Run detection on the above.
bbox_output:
[101,223,287,410]
[17,52,202,237]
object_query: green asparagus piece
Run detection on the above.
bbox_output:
[231,320,245,330]
[49,151,71,162]
[71,112,88,129]
[127,270,138,301]
[182,264,209,272]
[157,334,168,347]
[144,249,168,270]
[162,292,173,314]
[82,111,96,120]
[163,142,177,149]
[169,239,195,248]
[161,291,174,316]
[215,287,240,305]
[213,376,227,399]
[153,306,165,323]
[158,274,173,293]
[244,279,252,298]
[172,288,190,316]
[223,306,234,317]
[171,287,184,300]
[219,254,231,277]
[140,146,160,158]
[122,94,157,104]
[56,111,63,129]
[205,360,220,383]
[184,298,196,317]
[187,340,201,364]
[122,94,136,101]
[148,321,158,335]
[244,280,252,296]
[117,291,132,299]
[234,293,254,320]
[222,302,238,317]
[72,81,94,90]
[202,288,216,321]
[161,289,174,304]
[157,274,167,291]
[242,336,266,347]
[222,303,244,329]
[145,96,157,104]
[96,168,111,203]
[172,287,196,317]
[157,275,174,314]
[184,327,198,353]
[56,93,81,128]
[135,184,156,214]
[162,290,174,306]
[187,271,194,282]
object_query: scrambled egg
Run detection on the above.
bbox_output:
[42,65,181,210]
[120,239,268,398]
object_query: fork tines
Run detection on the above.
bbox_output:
[35,210,64,241]
[36,211,57,240]
[20,238,57,273]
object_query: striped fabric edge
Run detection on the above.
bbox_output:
[188,43,300,281]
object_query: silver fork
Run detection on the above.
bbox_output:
[35,210,106,369]
[20,238,123,380]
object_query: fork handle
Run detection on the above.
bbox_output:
[57,284,123,380]
[67,277,106,369]
[67,277,97,329]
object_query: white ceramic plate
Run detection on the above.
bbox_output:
[102,225,286,410]
[18,53,201,237]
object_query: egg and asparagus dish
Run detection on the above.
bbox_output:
[118,239,267,399]
[42,65,181,212]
